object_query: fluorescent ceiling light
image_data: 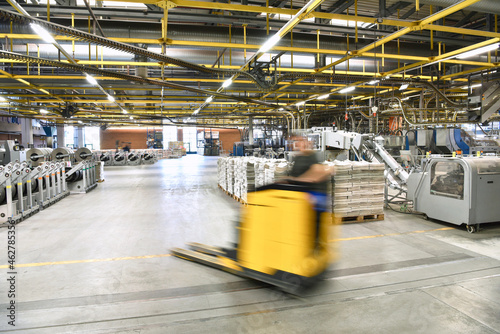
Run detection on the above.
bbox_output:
[85,74,98,86]
[456,43,499,59]
[193,108,200,114]
[107,95,115,102]
[40,109,49,114]
[222,78,233,88]
[367,80,379,85]
[317,93,330,100]
[122,109,128,114]
[339,86,355,93]
[206,96,213,103]
[402,97,410,101]
[0,96,7,102]
[259,34,280,53]
[30,23,56,44]
[296,101,305,106]
[461,83,482,89]
[278,108,284,111]
[129,116,133,119]
[77,120,83,124]
[399,84,409,90]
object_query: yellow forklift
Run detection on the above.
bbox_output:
[172,182,337,293]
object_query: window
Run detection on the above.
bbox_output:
[183,127,197,153]
[475,158,500,175]
[85,127,100,150]
[65,126,75,148]
[163,126,178,148]
[430,161,464,200]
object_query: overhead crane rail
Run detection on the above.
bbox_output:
[0,50,279,109]
[0,8,412,91]
[0,8,270,89]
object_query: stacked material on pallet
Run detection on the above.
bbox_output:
[326,160,385,217]
[264,160,289,185]
[217,157,228,191]
[217,157,290,201]
[226,158,235,194]
[254,159,266,188]
[234,158,257,202]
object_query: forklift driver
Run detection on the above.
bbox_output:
[287,134,335,248]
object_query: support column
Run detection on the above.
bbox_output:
[248,116,254,145]
[21,118,34,148]
[57,125,65,148]
[75,126,85,148]
[303,105,307,129]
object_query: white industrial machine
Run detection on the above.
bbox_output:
[0,140,26,164]
[127,151,142,165]
[407,157,500,233]
[141,151,157,164]
[99,151,114,166]
[113,151,127,165]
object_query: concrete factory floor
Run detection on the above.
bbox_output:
[1,155,500,333]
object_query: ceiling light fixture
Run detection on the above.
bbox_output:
[461,83,482,89]
[85,74,98,86]
[107,95,115,102]
[399,83,409,90]
[296,101,305,106]
[40,109,49,114]
[0,96,7,102]
[30,23,56,44]
[222,78,233,88]
[317,93,330,100]
[456,43,500,59]
[339,87,355,93]
[206,96,213,103]
[367,80,379,85]
[259,34,281,53]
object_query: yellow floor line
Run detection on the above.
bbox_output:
[0,253,172,269]
[329,226,454,242]
[1,227,454,269]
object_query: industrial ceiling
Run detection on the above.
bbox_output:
[0,0,499,129]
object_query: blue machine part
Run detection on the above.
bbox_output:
[233,142,245,156]
[453,129,470,154]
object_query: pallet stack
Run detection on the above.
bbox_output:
[217,157,290,203]
[326,160,385,223]
[217,158,228,191]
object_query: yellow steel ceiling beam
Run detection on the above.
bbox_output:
[0,68,64,102]
[156,0,412,27]
[2,35,494,70]
[260,0,482,98]
[383,37,500,77]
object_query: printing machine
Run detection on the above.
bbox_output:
[407,156,500,233]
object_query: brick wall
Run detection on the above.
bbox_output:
[100,128,162,150]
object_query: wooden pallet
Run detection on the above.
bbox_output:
[218,185,247,205]
[334,213,384,224]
